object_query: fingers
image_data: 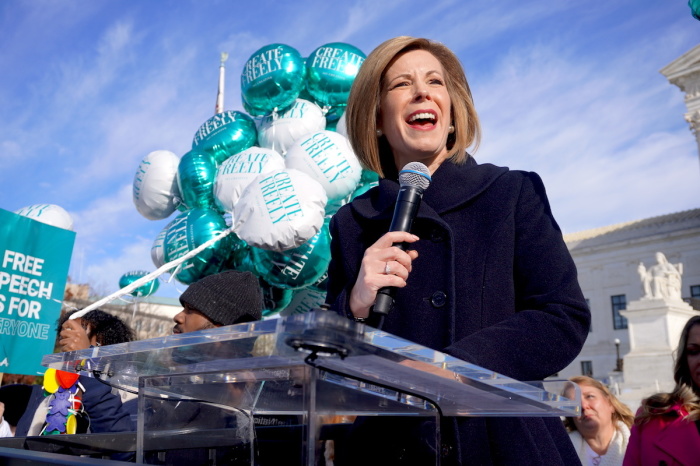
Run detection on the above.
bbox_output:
[59,320,91,352]
[349,233,420,317]
[373,232,420,249]
[365,233,420,277]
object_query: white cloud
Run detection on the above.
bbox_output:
[473,39,699,233]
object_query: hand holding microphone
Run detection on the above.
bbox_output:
[348,162,431,320]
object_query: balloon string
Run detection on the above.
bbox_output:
[69,226,236,320]
[270,108,278,154]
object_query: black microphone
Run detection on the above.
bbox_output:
[372,162,432,316]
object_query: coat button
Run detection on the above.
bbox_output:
[441,443,452,457]
[431,291,447,308]
[430,229,444,242]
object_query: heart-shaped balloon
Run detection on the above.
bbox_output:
[56,370,80,389]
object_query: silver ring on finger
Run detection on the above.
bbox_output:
[384,261,392,275]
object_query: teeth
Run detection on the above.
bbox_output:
[409,112,435,122]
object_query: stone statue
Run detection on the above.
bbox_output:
[638,252,683,300]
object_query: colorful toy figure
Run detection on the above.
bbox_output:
[41,369,82,435]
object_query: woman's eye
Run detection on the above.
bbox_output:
[430,78,444,85]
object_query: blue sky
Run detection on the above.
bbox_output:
[1,0,698,299]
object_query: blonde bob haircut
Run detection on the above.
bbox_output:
[563,376,635,432]
[345,36,481,179]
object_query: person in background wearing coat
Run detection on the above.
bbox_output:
[565,376,634,465]
[13,309,135,437]
[623,315,700,466]
[325,36,590,465]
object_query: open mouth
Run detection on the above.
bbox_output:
[406,111,437,128]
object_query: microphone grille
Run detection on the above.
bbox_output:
[399,162,431,190]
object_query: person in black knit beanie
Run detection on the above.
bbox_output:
[173,270,264,334]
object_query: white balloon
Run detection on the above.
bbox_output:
[233,169,326,252]
[150,222,169,268]
[133,150,181,220]
[15,204,74,231]
[214,147,286,213]
[324,194,350,216]
[256,99,326,155]
[284,130,362,202]
[335,111,347,138]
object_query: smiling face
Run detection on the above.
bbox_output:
[687,323,700,389]
[379,49,453,173]
[573,384,615,434]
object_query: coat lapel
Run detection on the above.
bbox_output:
[653,416,700,464]
[350,158,509,223]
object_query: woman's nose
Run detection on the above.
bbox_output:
[414,86,430,101]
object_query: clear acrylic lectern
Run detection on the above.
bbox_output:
[43,311,580,465]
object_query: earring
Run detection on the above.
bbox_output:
[448,125,455,134]
[376,129,383,137]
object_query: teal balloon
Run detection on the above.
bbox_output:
[251,220,331,290]
[222,232,251,271]
[192,111,257,165]
[297,83,315,103]
[163,208,232,285]
[324,105,345,131]
[241,44,306,116]
[177,150,218,211]
[350,180,378,200]
[306,43,365,107]
[259,277,295,317]
[235,249,258,275]
[361,169,379,184]
[309,270,328,292]
[118,270,159,297]
[279,287,327,316]
[691,0,700,20]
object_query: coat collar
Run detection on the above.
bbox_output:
[350,157,509,222]
[653,413,700,464]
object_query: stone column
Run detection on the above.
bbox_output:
[660,45,700,165]
[620,298,699,392]
[616,252,700,409]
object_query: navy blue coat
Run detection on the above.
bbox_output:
[326,158,590,465]
[15,376,133,437]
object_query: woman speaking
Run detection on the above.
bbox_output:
[325,36,590,465]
